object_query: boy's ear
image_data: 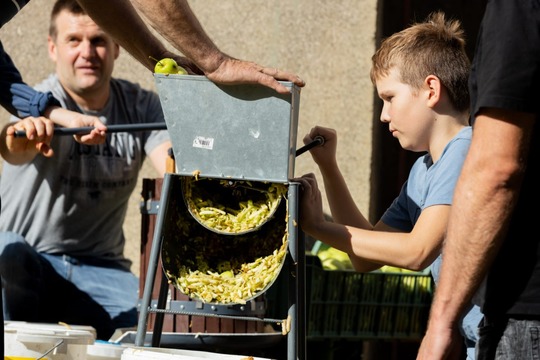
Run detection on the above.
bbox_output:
[425,75,441,107]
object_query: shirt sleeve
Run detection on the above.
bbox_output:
[0,40,60,118]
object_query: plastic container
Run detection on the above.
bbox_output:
[121,347,272,360]
[4,322,95,360]
[86,341,126,360]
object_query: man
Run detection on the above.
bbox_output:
[417,1,540,359]
[0,0,171,340]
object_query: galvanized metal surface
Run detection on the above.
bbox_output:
[155,74,300,183]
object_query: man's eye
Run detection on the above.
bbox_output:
[92,38,107,46]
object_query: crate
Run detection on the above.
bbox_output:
[305,255,433,340]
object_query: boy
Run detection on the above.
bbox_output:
[295,12,481,359]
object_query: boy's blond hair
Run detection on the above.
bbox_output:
[370,11,470,112]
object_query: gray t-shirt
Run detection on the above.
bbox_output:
[0,74,169,269]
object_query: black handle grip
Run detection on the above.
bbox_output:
[295,135,325,157]
[14,122,167,138]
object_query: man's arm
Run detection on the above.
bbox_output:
[417,108,535,359]
[147,141,174,177]
[131,0,226,74]
[75,0,305,94]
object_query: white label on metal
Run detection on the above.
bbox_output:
[192,136,214,150]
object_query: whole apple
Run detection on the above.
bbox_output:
[150,56,188,75]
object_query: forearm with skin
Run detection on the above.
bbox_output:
[131,0,226,74]
[319,161,372,229]
[427,112,529,332]
[309,219,436,272]
[44,106,76,128]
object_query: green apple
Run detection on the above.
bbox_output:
[154,58,179,74]
[150,56,188,75]
[176,66,188,75]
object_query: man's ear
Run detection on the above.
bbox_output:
[114,43,120,60]
[47,36,57,62]
[425,74,441,108]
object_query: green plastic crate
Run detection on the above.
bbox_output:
[305,255,433,340]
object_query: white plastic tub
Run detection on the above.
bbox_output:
[121,346,272,360]
[87,341,126,360]
[4,321,95,360]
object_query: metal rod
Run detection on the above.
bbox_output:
[295,135,325,157]
[36,339,64,360]
[14,122,167,137]
[287,182,305,360]
[135,173,173,347]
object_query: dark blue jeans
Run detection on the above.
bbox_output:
[0,232,138,340]
[477,316,540,359]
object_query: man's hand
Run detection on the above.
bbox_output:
[45,106,107,145]
[69,114,108,145]
[417,322,464,360]
[1,117,55,163]
[205,58,306,95]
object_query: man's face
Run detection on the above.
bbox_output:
[48,10,119,96]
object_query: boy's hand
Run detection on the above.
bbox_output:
[293,173,326,235]
[303,126,337,166]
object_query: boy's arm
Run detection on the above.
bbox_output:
[296,174,446,272]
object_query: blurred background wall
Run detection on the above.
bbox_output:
[0,0,486,276]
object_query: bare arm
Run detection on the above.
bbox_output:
[76,0,305,94]
[131,0,225,74]
[303,126,372,228]
[44,106,107,145]
[295,174,446,272]
[417,108,534,359]
[130,0,305,93]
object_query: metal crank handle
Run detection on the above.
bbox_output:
[295,135,325,157]
[14,122,167,138]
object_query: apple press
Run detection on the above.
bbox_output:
[137,75,309,360]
